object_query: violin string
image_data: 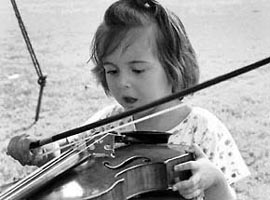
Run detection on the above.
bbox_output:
[7,102,184,197]
[1,146,80,197]
[1,149,71,197]
[40,138,89,157]
[40,130,118,157]
[25,132,116,187]
[0,133,111,198]
[3,103,192,197]
[6,101,186,197]
[3,130,114,197]
[41,103,185,157]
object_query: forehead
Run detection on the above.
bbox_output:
[104,25,158,61]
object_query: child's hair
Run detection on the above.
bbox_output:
[90,0,199,95]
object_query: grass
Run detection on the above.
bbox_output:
[1,0,270,199]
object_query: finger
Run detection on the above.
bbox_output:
[6,139,12,156]
[183,189,203,199]
[7,138,14,156]
[173,182,200,199]
[181,173,201,195]
[22,138,33,163]
[186,143,206,159]
[7,136,21,158]
[173,173,200,192]
[174,160,198,172]
[173,180,190,191]
[16,136,33,165]
[8,136,25,165]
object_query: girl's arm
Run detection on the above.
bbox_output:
[204,167,236,200]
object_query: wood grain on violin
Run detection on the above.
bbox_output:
[0,142,193,200]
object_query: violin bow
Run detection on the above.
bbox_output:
[30,56,270,149]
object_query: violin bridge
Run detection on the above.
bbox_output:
[88,133,116,158]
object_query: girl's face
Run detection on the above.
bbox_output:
[103,26,173,117]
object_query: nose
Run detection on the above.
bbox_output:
[118,73,131,88]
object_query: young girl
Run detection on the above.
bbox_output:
[7,0,250,199]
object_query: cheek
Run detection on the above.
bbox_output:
[105,76,119,96]
[147,73,173,95]
[105,75,113,92]
[138,82,169,101]
[106,77,113,91]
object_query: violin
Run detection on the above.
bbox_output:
[1,57,269,200]
[0,132,194,200]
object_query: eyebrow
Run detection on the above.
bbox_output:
[103,62,118,68]
[103,60,149,67]
[128,60,149,65]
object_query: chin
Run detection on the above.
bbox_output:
[124,105,135,110]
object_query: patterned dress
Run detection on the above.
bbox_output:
[68,104,250,199]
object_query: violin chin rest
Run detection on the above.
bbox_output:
[129,189,185,200]
[117,131,171,144]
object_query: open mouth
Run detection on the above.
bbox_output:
[123,96,138,104]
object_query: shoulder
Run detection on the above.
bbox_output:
[188,106,230,149]
[168,106,225,147]
[190,106,224,126]
[191,108,250,184]
[169,106,231,157]
[178,106,228,137]
[84,104,124,124]
[170,106,250,184]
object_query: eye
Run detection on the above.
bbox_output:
[104,65,118,75]
[132,69,145,74]
[105,69,118,75]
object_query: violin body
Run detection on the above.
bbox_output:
[21,144,193,200]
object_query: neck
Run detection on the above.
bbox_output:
[134,101,191,132]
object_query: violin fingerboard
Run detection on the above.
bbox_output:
[165,153,194,186]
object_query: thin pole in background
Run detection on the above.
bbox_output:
[10,0,47,122]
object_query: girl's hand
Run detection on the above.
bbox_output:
[7,134,36,166]
[173,144,224,199]
[7,134,60,167]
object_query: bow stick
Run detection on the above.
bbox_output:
[41,104,185,156]
[30,56,270,149]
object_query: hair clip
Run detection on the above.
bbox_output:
[144,2,151,8]
[136,0,158,9]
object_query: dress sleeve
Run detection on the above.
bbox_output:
[211,122,250,184]
[195,109,250,185]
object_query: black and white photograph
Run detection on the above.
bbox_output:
[0,0,269,199]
